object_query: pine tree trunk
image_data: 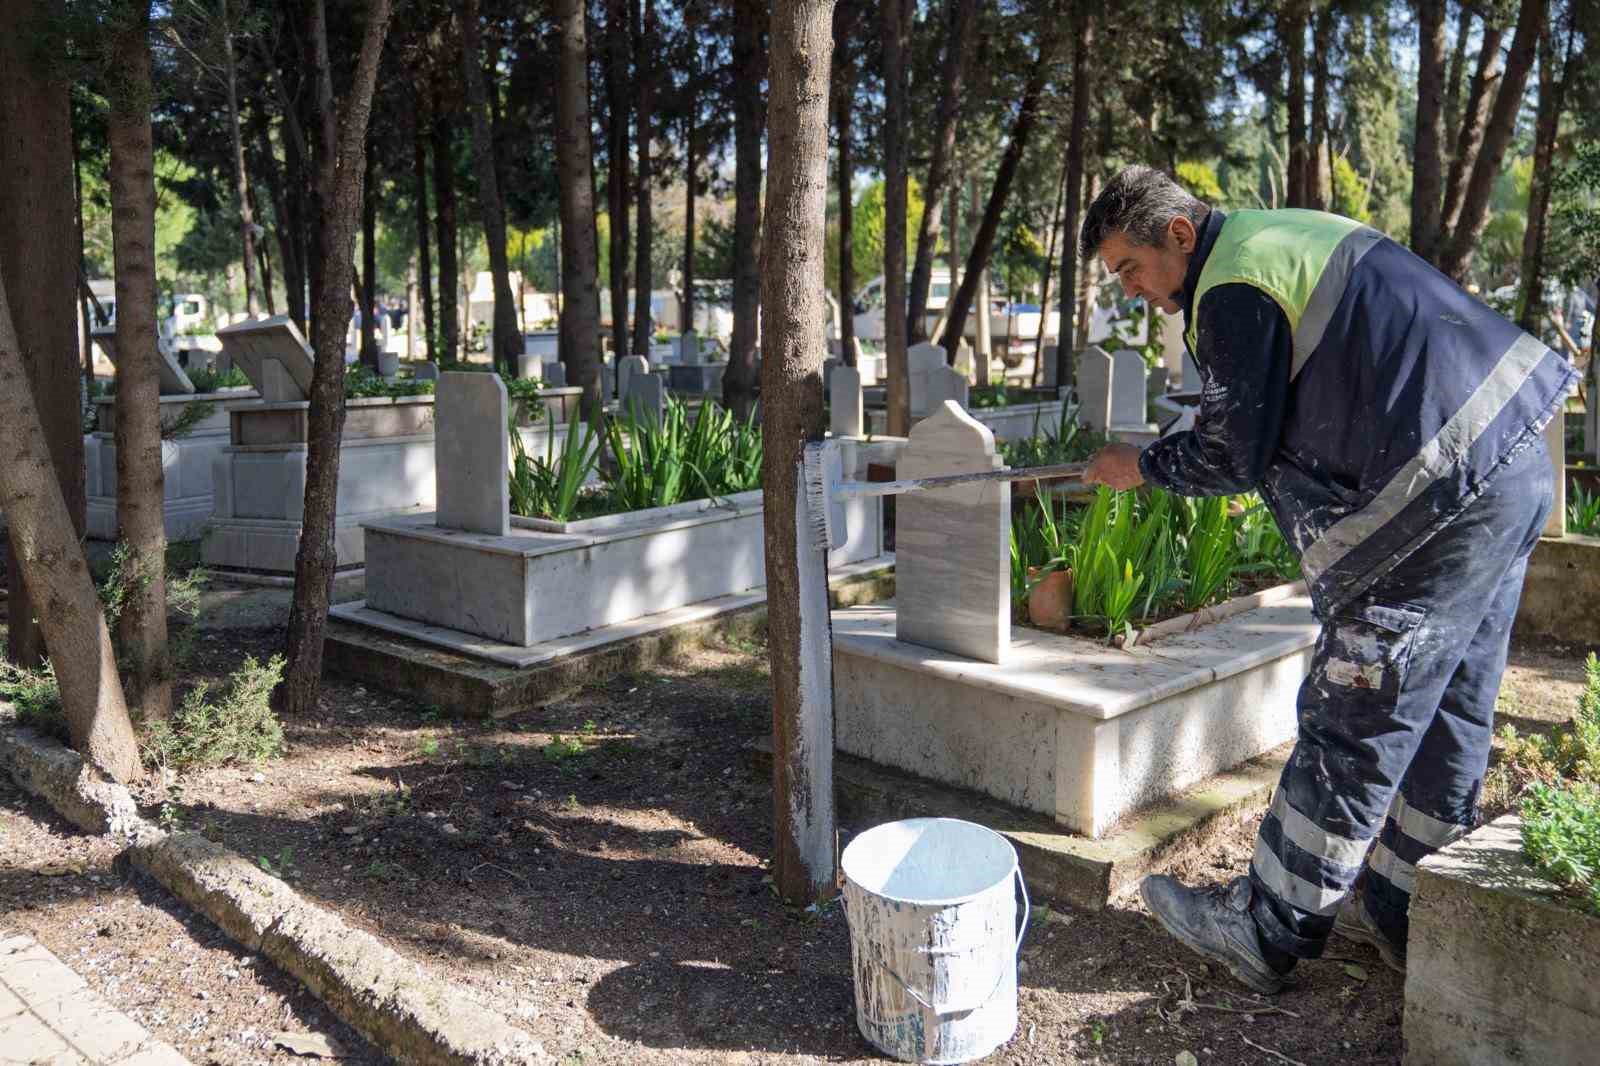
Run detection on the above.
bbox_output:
[1,0,85,671]
[1035,151,1069,382]
[360,151,379,369]
[683,111,697,336]
[881,0,910,434]
[1518,22,1570,334]
[279,0,393,718]
[1074,168,1099,350]
[942,19,1064,354]
[1443,3,1472,150]
[1055,8,1092,389]
[222,0,259,317]
[907,0,978,343]
[1439,19,1506,244]
[411,108,435,361]
[761,0,837,905]
[1282,1,1308,207]
[1435,0,1547,281]
[431,112,460,363]
[834,21,856,369]
[554,0,605,419]
[631,0,656,355]
[604,0,631,370]
[1307,3,1333,212]
[460,0,520,376]
[107,0,171,723]
[267,108,310,333]
[723,0,764,418]
[1410,0,1448,259]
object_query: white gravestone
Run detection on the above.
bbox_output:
[928,364,970,411]
[830,365,863,438]
[1111,350,1148,425]
[92,324,196,396]
[414,362,439,381]
[907,341,948,418]
[624,371,666,427]
[435,372,509,536]
[680,331,704,366]
[1076,346,1113,433]
[542,361,567,387]
[216,316,315,403]
[617,354,649,403]
[895,401,1009,664]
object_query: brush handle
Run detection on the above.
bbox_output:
[834,460,1091,500]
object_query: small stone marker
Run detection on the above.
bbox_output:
[895,400,1009,664]
[1149,366,1169,395]
[680,331,703,366]
[617,354,649,402]
[541,361,567,387]
[907,341,948,418]
[830,364,863,438]
[414,362,440,382]
[92,324,196,396]
[928,364,969,410]
[1042,344,1060,389]
[1076,346,1113,433]
[1110,349,1148,425]
[515,351,541,380]
[623,370,666,427]
[217,316,315,402]
[435,372,509,536]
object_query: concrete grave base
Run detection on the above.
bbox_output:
[1404,815,1600,1066]
[84,391,259,542]
[1514,534,1600,646]
[748,734,1290,911]
[832,590,1318,837]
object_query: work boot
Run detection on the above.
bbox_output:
[1333,896,1406,974]
[1139,875,1290,995]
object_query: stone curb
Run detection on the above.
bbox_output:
[2,724,549,1066]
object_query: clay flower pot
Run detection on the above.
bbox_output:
[1026,567,1074,631]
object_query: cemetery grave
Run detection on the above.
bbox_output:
[201,316,438,580]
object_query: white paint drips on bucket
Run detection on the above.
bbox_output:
[840,818,1028,1064]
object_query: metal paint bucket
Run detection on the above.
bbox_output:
[841,818,1029,1064]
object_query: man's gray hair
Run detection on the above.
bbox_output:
[1079,165,1210,260]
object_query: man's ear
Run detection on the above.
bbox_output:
[1168,216,1198,254]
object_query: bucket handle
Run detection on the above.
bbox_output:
[844,868,1030,1017]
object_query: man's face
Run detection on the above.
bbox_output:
[1098,216,1198,315]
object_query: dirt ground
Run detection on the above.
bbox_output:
[3,594,1596,1066]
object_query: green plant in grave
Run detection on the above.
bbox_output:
[508,406,601,521]
[187,365,250,393]
[1521,781,1600,916]
[1570,484,1600,536]
[971,384,1010,409]
[1064,487,1179,640]
[603,397,762,512]
[1234,496,1301,582]
[1181,495,1239,611]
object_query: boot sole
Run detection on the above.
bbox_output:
[1333,913,1406,975]
[1139,881,1286,996]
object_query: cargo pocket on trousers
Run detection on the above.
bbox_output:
[1319,600,1428,703]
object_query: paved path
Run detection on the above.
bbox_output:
[0,932,190,1066]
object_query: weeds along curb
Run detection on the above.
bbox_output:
[1,723,551,1066]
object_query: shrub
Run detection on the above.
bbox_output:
[188,366,250,393]
[344,364,434,399]
[603,398,762,512]
[142,655,286,770]
[1569,484,1600,537]
[1487,653,1600,811]
[1521,782,1600,915]
[0,658,68,743]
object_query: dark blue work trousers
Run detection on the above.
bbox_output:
[1247,438,1554,958]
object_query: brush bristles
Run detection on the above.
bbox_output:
[801,442,846,551]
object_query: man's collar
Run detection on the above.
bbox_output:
[1182,207,1226,323]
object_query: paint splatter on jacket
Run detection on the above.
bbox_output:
[1137,207,1579,618]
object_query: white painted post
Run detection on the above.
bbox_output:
[1545,412,1566,539]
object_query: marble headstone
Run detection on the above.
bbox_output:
[895,401,1009,664]
[928,365,970,411]
[435,371,509,536]
[907,341,948,418]
[680,331,704,366]
[624,371,666,427]
[1110,350,1148,425]
[830,365,863,438]
[216,316,315,403]
[542,361,567,387]
[1076,346,1113,433]
[617,354,649,403]
[92,324,196,396]
[414,362,440,382]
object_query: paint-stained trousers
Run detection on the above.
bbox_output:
[1248,438,1554,958]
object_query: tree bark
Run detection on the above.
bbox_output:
[1435,0,1547,281]
[0,270,142,781]
[604,0,631,369]
[460,0,520,376]
[278,0,393,718]
[833,4,856,368]
[1410,0,1448,259]
[107,0,171,723]
[1074,167,1099,349]
[723,0,764,418]
[941,19,1064,356]
[431,111,459,362]
[1438,18,1507,247]
[881,0,910,434]
[631,0,656,355]
[1443,2,1472,150]
[360,149,379,369]
[1307,2,1333,211]
[1282,0,1309,207]
[554,0,604,419]
[411,105,435,361]
[1,0,85,671]
[1034,150,1070,383]
[907,0,978,343]
[264,102,310,332]
[761,0,836,905]
[1517,21,1571,334]
[221,0,260,317]
[1055,7,1092,390]
[683,106,697,336]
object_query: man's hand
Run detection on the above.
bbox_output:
[1082,442,1146,491]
